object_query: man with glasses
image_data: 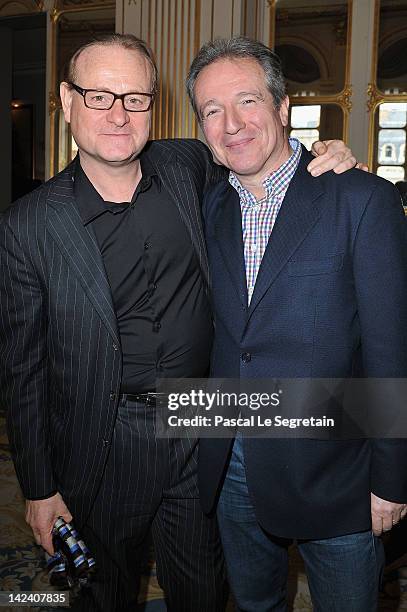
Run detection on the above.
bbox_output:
[0,33,359,611]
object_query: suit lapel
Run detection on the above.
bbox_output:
[46,164,120,345]
[214,184,248,307]
[146,149,210,285]
[248,150,325,315]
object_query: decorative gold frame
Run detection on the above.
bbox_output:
[367,0,407,171]
[268,0,353,143]
[47,1,115,177]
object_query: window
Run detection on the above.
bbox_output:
[289,105,321,150]
[385,144,393,158]
[377,166,405,182]
[376,102,407,183]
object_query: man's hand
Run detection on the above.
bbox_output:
[371,492,407,536]
[308,140,368,176]
[25,492,72,555]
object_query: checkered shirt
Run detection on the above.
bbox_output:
[229,138,302,303]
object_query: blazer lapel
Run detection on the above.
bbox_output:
[248,149,325,315]
[147,149,211,285]
[46,165,120,345]
[214,183,248,307]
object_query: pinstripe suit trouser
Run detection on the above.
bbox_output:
[71,396,228,612]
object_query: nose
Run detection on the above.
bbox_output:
[106,98,130,127]
[224,107,245,134]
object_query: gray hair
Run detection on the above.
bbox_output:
[186,36,286,119]
[65,33,158,96]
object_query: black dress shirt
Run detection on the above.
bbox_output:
[74,156,213,392]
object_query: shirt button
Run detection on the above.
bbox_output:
[109,392,116,400]
[153,321,161,332]
[113,343,118,351]
[241,352,252,363]
[144,242,150,250]
[102,439,110,447]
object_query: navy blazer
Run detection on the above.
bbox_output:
[0,138,224,525]
[199,147,407,539]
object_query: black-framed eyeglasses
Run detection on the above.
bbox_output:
[68,82,154,112]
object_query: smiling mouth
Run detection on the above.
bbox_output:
[226,138,254,149]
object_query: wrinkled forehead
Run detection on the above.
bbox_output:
[194,56,268,104]
[73,44,152,86]
[197,57,267,90]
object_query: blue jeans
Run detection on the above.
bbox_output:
[217,437,384,612]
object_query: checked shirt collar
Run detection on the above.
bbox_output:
[228,137,302,205]
[228,138,302,303]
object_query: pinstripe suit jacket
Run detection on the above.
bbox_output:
[0,138,225,524]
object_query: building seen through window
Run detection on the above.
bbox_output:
[289,105,321,150]
[376,102,406,183]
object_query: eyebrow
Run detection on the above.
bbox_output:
[199,90,265,114]
[82,86,118,93]
[199,99,218,115]
[84,86,148,94]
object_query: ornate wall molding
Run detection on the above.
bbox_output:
[366,82,383,112]
[338,84,353,112]
[62,0,101,5]
[0,0,42,14]
[48,90,60,115]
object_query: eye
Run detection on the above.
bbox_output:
[91,94,108,103]
[127,96,143,106]
[125,95,151,111]
[203,108,219,120]
[241,98,256,105]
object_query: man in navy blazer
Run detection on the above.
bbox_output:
[187,37,407,611]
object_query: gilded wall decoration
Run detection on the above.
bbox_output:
[0,0,41,14]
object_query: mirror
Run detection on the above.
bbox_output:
[275,0,349,96]
[376,0,407,94]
